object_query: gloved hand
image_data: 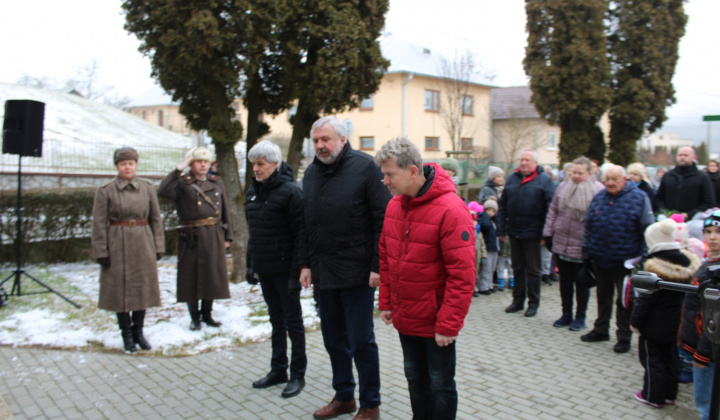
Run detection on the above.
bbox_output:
[246,267,259,285]
[480,257,488,267]
[98,257,110,267]
[157,253,164,261]
[543,236,553,252]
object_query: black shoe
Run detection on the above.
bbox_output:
[524,306,538,317]
[190,319,202,331]
[614,340,631,353]
[581,330,610,342]
[479,290,492,295]
[542,275,553,286]
[201,312,222,327]
[505,302,524,313]
[473,291,480,297]
[282,378,305,398]
[132,327,152,350]
[253,371,289,389]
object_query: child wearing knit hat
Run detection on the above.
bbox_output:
[680,210,720,419]
[630,218,702,408]
[475,198,499,296]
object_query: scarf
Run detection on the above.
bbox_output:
[559,179,596,222]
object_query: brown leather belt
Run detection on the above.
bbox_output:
[179,217,220,228]
[110,219,148,227]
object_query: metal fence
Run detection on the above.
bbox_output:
[0,138,190,176]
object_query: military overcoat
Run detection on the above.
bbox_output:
[158,169,232,302]
[92,177,164,312]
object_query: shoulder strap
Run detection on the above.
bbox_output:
[189,183,219,214]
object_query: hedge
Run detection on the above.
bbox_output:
[0,188,179,264]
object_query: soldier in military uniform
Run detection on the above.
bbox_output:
[158,147,232,330]
[92,147,164,353]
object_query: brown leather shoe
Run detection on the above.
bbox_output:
[313,398,357,419]
[353,406,380,420]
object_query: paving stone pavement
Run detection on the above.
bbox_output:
[0,283,698,419]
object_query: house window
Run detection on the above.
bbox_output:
[360,95,374,110]
[461,95,473,115]
[547,132,558,151]
[425,137,440,151]
[158,110,164,127]
[424,90,440,112]
[461,137,473,151]
[360,136,375,151]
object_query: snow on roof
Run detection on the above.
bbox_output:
[380,33,495,86]
[491,86,540,120]
[126,87,178,107]
[0,82,189,147]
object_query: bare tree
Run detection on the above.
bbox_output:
[437,50,495,151]
[492,116,547,169]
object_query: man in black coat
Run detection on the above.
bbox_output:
[654,146,715,219]
[245,140,306,398]
[299,116,391,420]
[497,150,556,318]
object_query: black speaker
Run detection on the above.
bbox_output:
[3,100,45,157]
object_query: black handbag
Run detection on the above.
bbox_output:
[576,262,597,288]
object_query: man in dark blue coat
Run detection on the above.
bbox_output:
[581,165,654,354]
[245,140,306,398]
[299,116,391,420]
[497,150,556,318]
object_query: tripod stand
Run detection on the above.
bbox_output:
[0,155,80,308]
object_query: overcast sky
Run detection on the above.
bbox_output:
[1,0,718,147]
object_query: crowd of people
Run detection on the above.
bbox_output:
[91,121,718,419]
[468,145,717,419]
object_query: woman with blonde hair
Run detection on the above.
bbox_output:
[627,162,658,213]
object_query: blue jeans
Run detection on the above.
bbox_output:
[694,362,714,420]
[318,286,380,408]
[398,333,457,420]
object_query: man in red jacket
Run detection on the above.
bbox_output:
[375,138,476,420]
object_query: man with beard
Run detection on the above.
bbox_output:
[299,116,391,420]
[654,146,714,219]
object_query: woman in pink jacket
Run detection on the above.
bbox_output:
[542,157,604,331]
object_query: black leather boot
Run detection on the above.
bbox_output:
[131,310,151,350]
[117,312,137,353]
[201,299,222,327]
[188,302,202,331]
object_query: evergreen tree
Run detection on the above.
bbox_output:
[280,0,389,177]
[524,0,612,165]
[696,142,709,165]
[123,0,253,280]
[607,0,687,167]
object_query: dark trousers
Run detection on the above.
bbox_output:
[509,237,542,307]
[318,285,380,408]
[556,258,590,320]
[592,264,632,341]
[398,333,457,420]
[639,336,678,404]
[259,274,307,379]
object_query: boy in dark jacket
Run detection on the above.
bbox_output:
[476,198,499,295]
[630,219,701,408]
[680,210,720,420]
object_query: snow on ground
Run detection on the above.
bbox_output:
[0,256,320,356]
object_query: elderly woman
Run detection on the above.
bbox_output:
[92,147,164,353]
[542,157,604,331]
[244,140,307,398]
[627,162,657,213]
[478,166,505,203]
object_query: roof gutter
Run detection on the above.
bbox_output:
[402,73,414,138]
